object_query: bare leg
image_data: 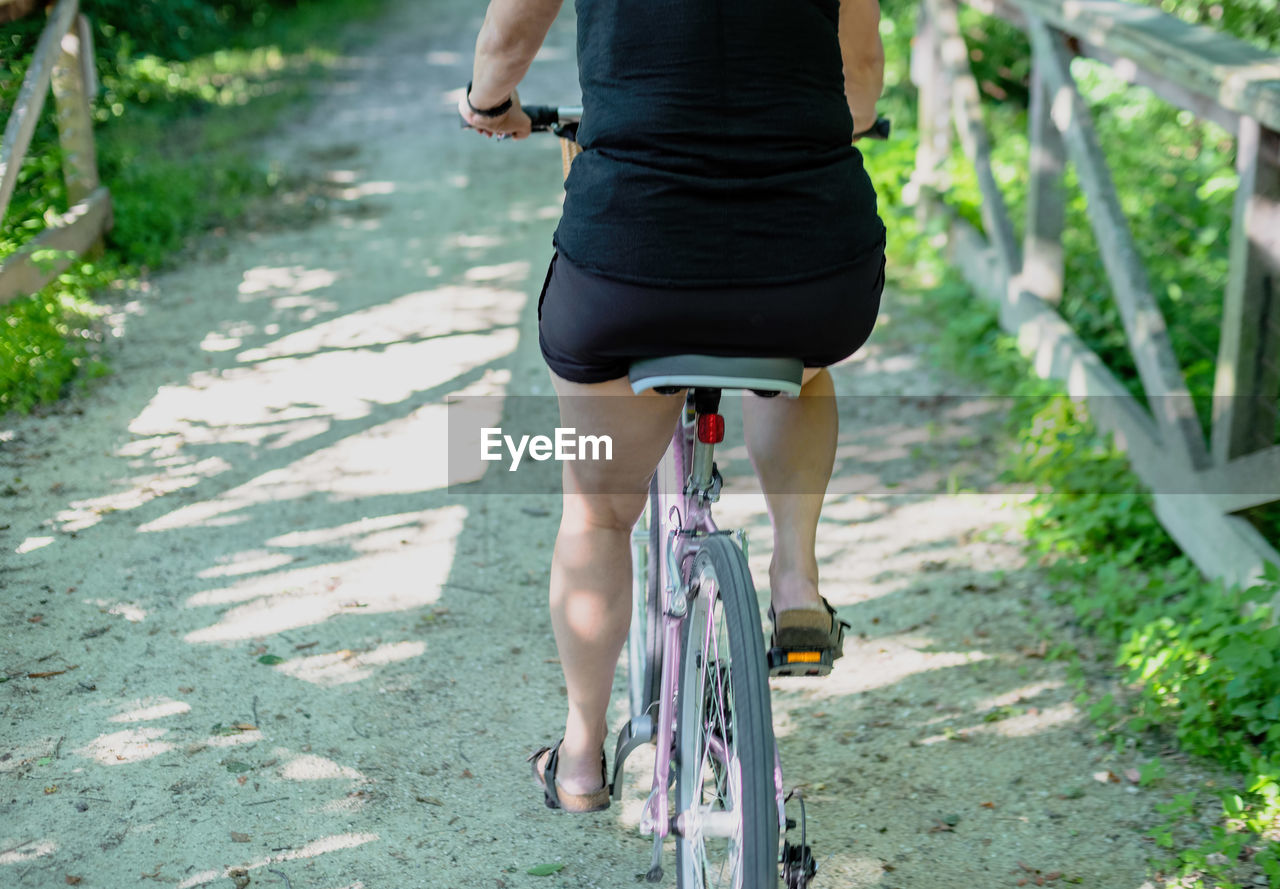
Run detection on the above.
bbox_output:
[742,367,836,613]
[546,373,683,794]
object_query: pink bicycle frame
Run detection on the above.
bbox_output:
[638,399,788,850]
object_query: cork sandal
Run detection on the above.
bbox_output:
[766,595,851,677]
[528,739,611,812]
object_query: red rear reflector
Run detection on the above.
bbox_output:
[697,413,725,444]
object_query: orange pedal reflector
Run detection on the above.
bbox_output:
[787,651,822,663]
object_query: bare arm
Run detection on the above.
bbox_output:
[839,0,885,136]
[461,0,563,137]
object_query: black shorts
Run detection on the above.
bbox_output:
[537,241,886,384]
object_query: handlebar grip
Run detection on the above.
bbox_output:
[854,117,891,141]
[522,105,561,131]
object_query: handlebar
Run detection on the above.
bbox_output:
[463,104,890,143]
[459,104,582,140]
[522,104,583,136]
[852,117,892,140]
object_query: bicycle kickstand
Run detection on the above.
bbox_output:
[637,789,664,883]
[644,833,663,883]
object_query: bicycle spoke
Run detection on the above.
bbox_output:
[688,585,743,888]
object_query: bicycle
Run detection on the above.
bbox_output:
[484,104,889,888]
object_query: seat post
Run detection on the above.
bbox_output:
[692,387,721,417]
[688,387,723,500]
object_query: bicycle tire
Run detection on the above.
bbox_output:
[627,475,665,718]
[675,534,778,888]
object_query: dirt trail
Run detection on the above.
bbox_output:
[0,2,1218,887]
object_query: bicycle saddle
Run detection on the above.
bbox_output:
[628,354,804,396]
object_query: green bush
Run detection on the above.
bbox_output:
[0,258,112,414]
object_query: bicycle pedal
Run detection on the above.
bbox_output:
[768,646,835,677]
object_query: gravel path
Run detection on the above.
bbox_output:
[1,2,1223,887]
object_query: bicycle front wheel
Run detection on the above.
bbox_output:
[675,534,778,888]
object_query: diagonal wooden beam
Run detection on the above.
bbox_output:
[1009,0,1280,133]
[0,186,111,307]
[1197,443,1280,514]
[1026,15,1210,470]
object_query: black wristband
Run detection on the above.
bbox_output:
[466,81,513,118]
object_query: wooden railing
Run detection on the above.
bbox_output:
[909,0,1280,587]
[0,0,112,307]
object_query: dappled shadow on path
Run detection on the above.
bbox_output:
[0,1,577,881]
[665,311,1173,887]
[0,5,1201,887]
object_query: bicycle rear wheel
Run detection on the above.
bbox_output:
[675,534,778,888]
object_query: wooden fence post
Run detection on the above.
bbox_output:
[1211,118,1280,463]
[909,0,953,227]
[934,0,1021,278]
[1020,56,1065,305]
[50,12,100,206]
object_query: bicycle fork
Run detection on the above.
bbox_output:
[637,528,689,882]
[610,522,657,798]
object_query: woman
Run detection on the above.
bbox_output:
[459,0,886,812]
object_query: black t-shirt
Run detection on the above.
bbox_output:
[553,0,885,287]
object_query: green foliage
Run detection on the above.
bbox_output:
[874,0,1279,542]
[1140,0,1280,52]
[0,0,387,416]
[1118,567,1280,758]
[924,20,1242,433]
[1139,758,1168,786]
[868,0,1280,832]
[100,129,270,268]
[912,263,1280,884]
[877,0,1266,451]
[4,2,305,65]
[0,285,106,415]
